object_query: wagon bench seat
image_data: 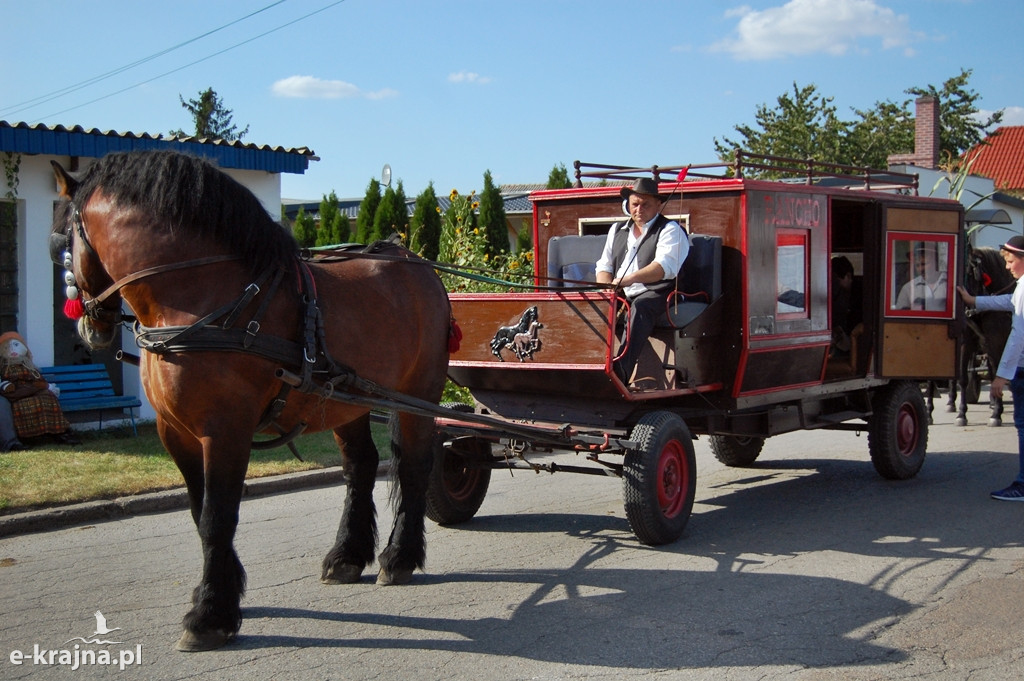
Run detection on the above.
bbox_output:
[38,364,141,435]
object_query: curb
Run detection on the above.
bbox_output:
[0,463,389,539]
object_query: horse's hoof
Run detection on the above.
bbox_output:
[321,563,363,584]
[175,628,236,652]
[989,419,1002,427]
[945,405,956,413]
[376,567,414,585]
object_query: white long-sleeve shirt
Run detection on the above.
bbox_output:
[595,216,688,299]
[976,281,1024,379]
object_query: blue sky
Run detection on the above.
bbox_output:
[2,0,1022,201]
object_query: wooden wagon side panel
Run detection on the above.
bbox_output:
[447,292,626,401]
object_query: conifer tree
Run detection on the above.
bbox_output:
[372,181,409,243]
[547,163,572,189]
[316,191,344,247]
[478,170,508,256]
[354,178,381,243]
[410,183,443,261]
[292,206,316,248]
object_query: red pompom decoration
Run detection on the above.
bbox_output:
[448,319,463,354]
[63,297,85,320]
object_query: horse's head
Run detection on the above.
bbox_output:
[966,244,1014,297]
[50,161,122,349]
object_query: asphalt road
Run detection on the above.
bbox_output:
[2,394,1023,680]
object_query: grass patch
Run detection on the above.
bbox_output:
[0,420,392,515]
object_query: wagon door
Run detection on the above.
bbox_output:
[877,205,962,379]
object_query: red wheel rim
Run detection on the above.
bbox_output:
[896,402,919,456]
[657,440,687,518]
[443,459,479,502]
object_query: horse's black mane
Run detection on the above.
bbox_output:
[73,150,297,274]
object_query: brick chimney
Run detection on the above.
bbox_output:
[887,95,941,169]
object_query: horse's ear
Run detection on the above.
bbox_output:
[51,160,79,199]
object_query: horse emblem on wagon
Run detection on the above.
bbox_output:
[489,306,543,362]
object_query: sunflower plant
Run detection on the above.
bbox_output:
[438,189,534,293]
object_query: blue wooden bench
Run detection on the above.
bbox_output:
[37,364,141,435]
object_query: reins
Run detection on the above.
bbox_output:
[306,243,611,292]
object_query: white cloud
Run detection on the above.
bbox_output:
[711,0,919,60]
[448,71,492,85]
[271,75,396,100]
[997,106,1024,127]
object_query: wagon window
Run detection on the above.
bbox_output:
[776,229,808,318]
[885,233,954,318]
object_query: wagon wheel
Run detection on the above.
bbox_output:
[709,434,765,467]
[868,380,928,480]
[426,404,492,525]
[622,411,697,546]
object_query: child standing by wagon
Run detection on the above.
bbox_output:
[959,235,1024,501]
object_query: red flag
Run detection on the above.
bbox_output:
[676,166,689,182]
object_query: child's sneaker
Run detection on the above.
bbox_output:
[990,481,1024,501]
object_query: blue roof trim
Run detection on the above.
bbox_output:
[0,121,317,175]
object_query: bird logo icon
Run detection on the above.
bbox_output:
[92,611,121,637]
[64,611,123,645]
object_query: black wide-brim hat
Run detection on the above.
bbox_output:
[620,177,667,202]
[1002,235,1024,256]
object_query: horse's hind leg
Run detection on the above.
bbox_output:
[989,394,1004,427]
[321,414,380,584]
[955,379,970,427]
[377,412,434,586]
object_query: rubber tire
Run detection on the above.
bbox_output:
[622,411,697,546]
[426,404,492,525]
[709,434,766,467]
[868,381,928,480]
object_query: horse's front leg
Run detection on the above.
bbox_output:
[175,434,250,652]
[321,414,380,584]
[377,412,433,586]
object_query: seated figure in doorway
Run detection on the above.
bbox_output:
[0,332,78,445]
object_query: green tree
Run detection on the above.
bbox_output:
[714,71,1003,173]
[354,178,381,244]
[547,162,572,189]
[410,183,443,261]
[316,191,346,246]
[291,206,316,248]
[478,170,508,256]
[170,87,249,140]
[907,68,1003,157]
[846,99,914,169]
[372,181,409,243]
[714,82,849,172]
[516,219,532,252]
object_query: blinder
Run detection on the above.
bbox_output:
[55,203,124,325]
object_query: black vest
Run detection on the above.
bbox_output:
[610,213,675,295]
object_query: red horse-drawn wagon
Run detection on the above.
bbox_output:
[430,153,964,545]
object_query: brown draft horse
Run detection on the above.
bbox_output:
[48,150,451,652]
